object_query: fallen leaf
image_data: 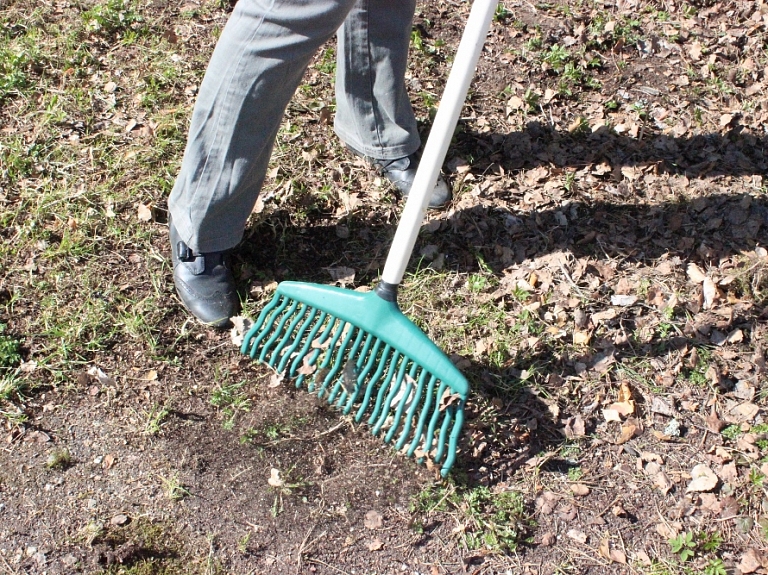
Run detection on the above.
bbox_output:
[686,464,719,493]
[656,522,680,539]
[368,538,384,551]
[364,510,383,530]
[573,330,591,345]
[728,402,760,423]
[607,401,634,417]
[267,468,284,488]
[535,491,559,515]
[88,366,116,386]
[598,538,627,564]
[617,419,642,444]
[541,532,556,546]
[571,484,590,496]
[617,381,633,403]
[705,407,724,433]
[563,415,586,438]
[268,372,284,388]
[738,549,764,574]
[687,263,707,283]
[610,294,637,307]
[650,397,675,417]
[311,337,330,349]
[654,471,673,494]
[438,388,462,412]
[566,529,587,544]
[110,514,129,526]
[137,203,153,222]
[603,409,622,423]
[702,277,718,309]
[229,316,253,347]
[297,356,316,376]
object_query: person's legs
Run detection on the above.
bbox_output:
[168,0,356,326]
[170,0,357,254]
[333,0,419,160]
[334,0,451,208]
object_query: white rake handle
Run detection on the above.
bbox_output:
[381,0,498,286]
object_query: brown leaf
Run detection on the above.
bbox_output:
[311,337,330,349]
[137,203,153,222]
[705,406,724,433]
[566,529,587,544]
[598,539,627,564]
[535,491,559,515]
[687,464,719,493]
[617,381,632,403]
[607,401,634,417]
[654,471,673,494]
[541,532,556,546]
[656,522,680,539]
[110,514,129,526]
[571,483,590,496]
[702,277,718,309]
[368,538,384,551]
[364,510,383,530]
[563,415,586,438]
[573,330,591,345]
[438,388,462,412]
[602,408,622,423]
[738,549,764,574]
[297,356,316,376]
[268,372,284,388]
[617,419,642,444]
[687,263,707,283]
[267,468,284,487]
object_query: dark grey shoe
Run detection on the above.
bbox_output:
[169,219,239,329]
[351,148,452,208]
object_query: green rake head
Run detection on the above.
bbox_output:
[240,281,468,477]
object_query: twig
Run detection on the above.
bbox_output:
[558,261,589,299]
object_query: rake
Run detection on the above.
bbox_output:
[241,0,497,476]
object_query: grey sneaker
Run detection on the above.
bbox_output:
[350,148,452,208]
[169,218,239,328]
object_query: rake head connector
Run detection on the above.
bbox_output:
[241,281,468,476]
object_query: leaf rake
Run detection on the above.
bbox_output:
[241,0,497,476]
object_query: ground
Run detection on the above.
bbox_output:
[1,0,767,573]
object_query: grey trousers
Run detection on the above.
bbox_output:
[168,0,419,253]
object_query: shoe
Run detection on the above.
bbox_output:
[351,148,452,208]
[169,218,239,328]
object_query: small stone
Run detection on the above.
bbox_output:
[110,514,129,526]
[663,419,681,437]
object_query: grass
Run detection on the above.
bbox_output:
[159,473,190,501]
[410,480,528,553]
[209,379,251,430]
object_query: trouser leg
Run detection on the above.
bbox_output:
[169,0,357,253]
[334,0,419,160]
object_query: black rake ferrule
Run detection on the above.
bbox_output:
[374,281,399,302]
